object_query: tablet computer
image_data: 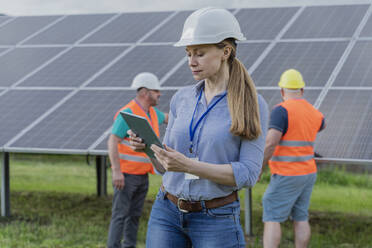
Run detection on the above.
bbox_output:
[120,111,164,160]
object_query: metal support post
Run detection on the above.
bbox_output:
[1,152,10,217]
[96,155,107,197]
[244,187,253,236]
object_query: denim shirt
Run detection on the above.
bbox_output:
[162,81,269,201]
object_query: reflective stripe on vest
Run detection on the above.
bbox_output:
[271,155,314,162]
[118,154,151,163]
[279,140,314,147]
[114,100,160,175]
[269,99,323,176]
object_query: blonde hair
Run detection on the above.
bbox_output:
[216,39,261,140]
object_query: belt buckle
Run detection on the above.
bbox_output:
[177,197,189,213]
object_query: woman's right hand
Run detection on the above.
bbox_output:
[127,129,146,152]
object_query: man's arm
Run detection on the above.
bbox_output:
[108,134,125,190]
[258,128,282,181]
[319,118,326,132]
[163,113,169,124]
[262,129,283,166]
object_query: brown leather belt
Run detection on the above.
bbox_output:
[161,185,238,213]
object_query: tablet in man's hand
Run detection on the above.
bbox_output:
[120,112,164,159]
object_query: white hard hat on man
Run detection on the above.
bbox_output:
[174,7,246,47]
[131,72,161,90]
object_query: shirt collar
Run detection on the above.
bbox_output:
[192,80,205,98]
[192,80,228,98]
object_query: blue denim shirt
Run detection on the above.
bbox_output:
[162,81,269,201]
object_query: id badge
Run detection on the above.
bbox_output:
[185,157,200,180]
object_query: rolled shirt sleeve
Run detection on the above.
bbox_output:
[231,94,269,189]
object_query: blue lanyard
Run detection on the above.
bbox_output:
[189,89,227,153]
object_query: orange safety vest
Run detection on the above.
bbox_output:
[269,99,323,176]
[114,100,160,175]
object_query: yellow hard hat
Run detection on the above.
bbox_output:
[278,69,305,89]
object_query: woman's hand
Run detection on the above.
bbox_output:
[127,129,146,152]
[151,144,190,173]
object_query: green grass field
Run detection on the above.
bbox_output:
[0,154,372,247]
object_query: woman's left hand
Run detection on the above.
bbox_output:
[151,144,189,172]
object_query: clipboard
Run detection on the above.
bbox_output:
[120,111,164,160]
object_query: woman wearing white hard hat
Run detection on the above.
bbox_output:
[128,7,268,247]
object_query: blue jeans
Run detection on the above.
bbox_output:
[146,189,245,248]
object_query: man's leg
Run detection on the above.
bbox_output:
[263,222,281,248]
[293,221,310,248]
[122,174,148,248]
[107,174,133,248]
[291,173,316,248]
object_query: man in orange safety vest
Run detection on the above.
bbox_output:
[260,69,326,248]
[107,72,168,248]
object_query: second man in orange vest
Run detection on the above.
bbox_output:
[107,72,168,248]
[260,69,326,248]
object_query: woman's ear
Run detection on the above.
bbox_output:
[223,46,232,60]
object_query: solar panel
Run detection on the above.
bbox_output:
[315,90,372,159]
[0,16,61,45]
[144,11,192,43]
[87,45,185,87]
[235,7,299,40]
[333,41,372,87]
[93,135,109,152]
[283,5,368,38]
[11,89,175,151]
[9,90,136,150]
[257,89,321,111]
[162,42,270,87]
[81,12,171,44]
[0,48,8,54]
[0,4,371,161]
[0,16,10,25]
[0,89,71,146]
[252,41,348,87]
[23,14,115,45]
[360,14,372,37]
[0,47,65,87]
[19,46,128,87]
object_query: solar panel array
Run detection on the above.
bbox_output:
[0,4,371,162]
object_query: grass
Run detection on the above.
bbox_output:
[1,154,372,247]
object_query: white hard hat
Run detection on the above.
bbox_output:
[131,72,161,90]
[174,7,246,47]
